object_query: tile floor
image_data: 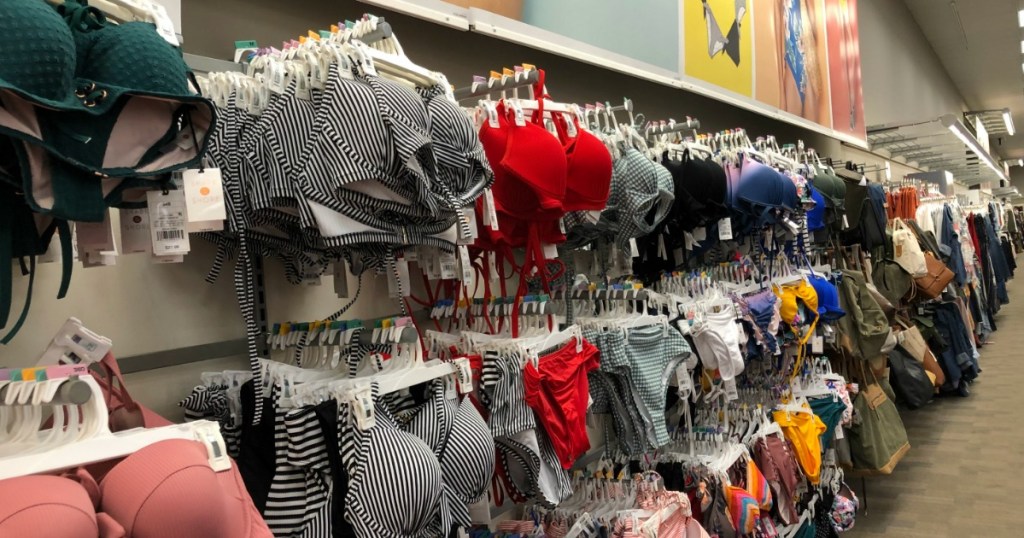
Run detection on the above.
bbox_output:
[847,274,1024,537]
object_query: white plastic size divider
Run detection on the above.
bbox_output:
[357,0,472,30]
[375,361,459,396]
[0,420,229,481]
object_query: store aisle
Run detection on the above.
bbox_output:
[849,273,1024,537]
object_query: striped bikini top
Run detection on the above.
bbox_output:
[342,383,444,538]
[395,379,496,533]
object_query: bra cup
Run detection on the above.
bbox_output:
[445,397,497,503]
[0,0,77,103]
[348,426,444,536]
[99,440,240,538]
[499,122,567,218]
[80,23,189,96]
[562,129,613,211]
[0,475,99,538]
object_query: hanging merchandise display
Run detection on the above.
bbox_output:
[0,4,1016,538]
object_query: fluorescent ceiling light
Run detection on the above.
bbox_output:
[1021,40,1024,53]
[940,114,1008,182]
[1003,109,1016,136]
[1019,9,1024,26]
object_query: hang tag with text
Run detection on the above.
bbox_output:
[692,227,707,242]
[723,378,739,401]
[147,190,190,256]
[439,251,458,280]
[183,168,226,233]
[119,208,152,254]
[482,189,499,230]
[718,218,733,240]
[458,245,474,289]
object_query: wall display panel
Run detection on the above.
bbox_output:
[445,0,680,72]
[361,0,868,144]
[751,0,831,128]
[825,0,866,139]
[682,0,752,97]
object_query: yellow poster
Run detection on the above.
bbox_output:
[683,0,752,97]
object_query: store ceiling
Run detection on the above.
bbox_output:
[903,0,1024,161]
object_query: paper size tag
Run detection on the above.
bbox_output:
[693,227,707,242]
[458,246,474,288]
[657,234,668,260]
[628,238,640,258]
[542,243,559,260]
[559,218,567,235]
[486,104,500,129]
[183,168,226,233]
[812,335,825,355]
[675,363,692,396]
[147,190,191,256]
[151,253,184,264]
[684,232,696,251]
[76,211,115,255]
[482,189,499,231]
[119,208,152,254]
[842,214,850,229]
[439,251,458,280]
[718,218,733,240]
[723,378,739,401]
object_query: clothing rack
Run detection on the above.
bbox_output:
[645,117,701,137]
[453,68,542,101]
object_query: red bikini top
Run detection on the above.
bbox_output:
[477,71,567,223]
[552,112,612,212]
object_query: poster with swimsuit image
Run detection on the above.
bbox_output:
[753,0,831,127]
[825,0,866,140]
[684,0,753,97]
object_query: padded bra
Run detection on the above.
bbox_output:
[552,113,613,212]
[478,82,567,221]
[394,379,496,533]
[343,383,445,538]
[0,440,272,538]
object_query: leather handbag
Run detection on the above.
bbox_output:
[913,252,954,299]
[887,347,934,409]
[896,319,946,390]
[891,218,928,276]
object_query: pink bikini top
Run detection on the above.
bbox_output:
[0,440,271,538]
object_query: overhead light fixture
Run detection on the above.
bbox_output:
[1003,108,1016,136]
[1019,8,1024,26]
[940,114,1008,182]
[1020,39,1024,53]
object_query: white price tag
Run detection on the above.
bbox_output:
[119,208,152,254]
[718,218,733,241]
[439,251,458,280]
[183,168,226,233]
[151,253,184,264]
[842,214,850,229]
[482,189,499,231]
[147,190,191,255]
[563,113,578,137]
[542,243,559,260]
[628,238,639,258]
[692,227,707,242]
[458,245,474,288]
[723,378,739,401]
[76,211,115,254]
[559,218,567,235]
[675,363,692,396]
[486,104,500,129]
[684,232,696,251]
[812,335,824,355]
[657,234,668,260]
